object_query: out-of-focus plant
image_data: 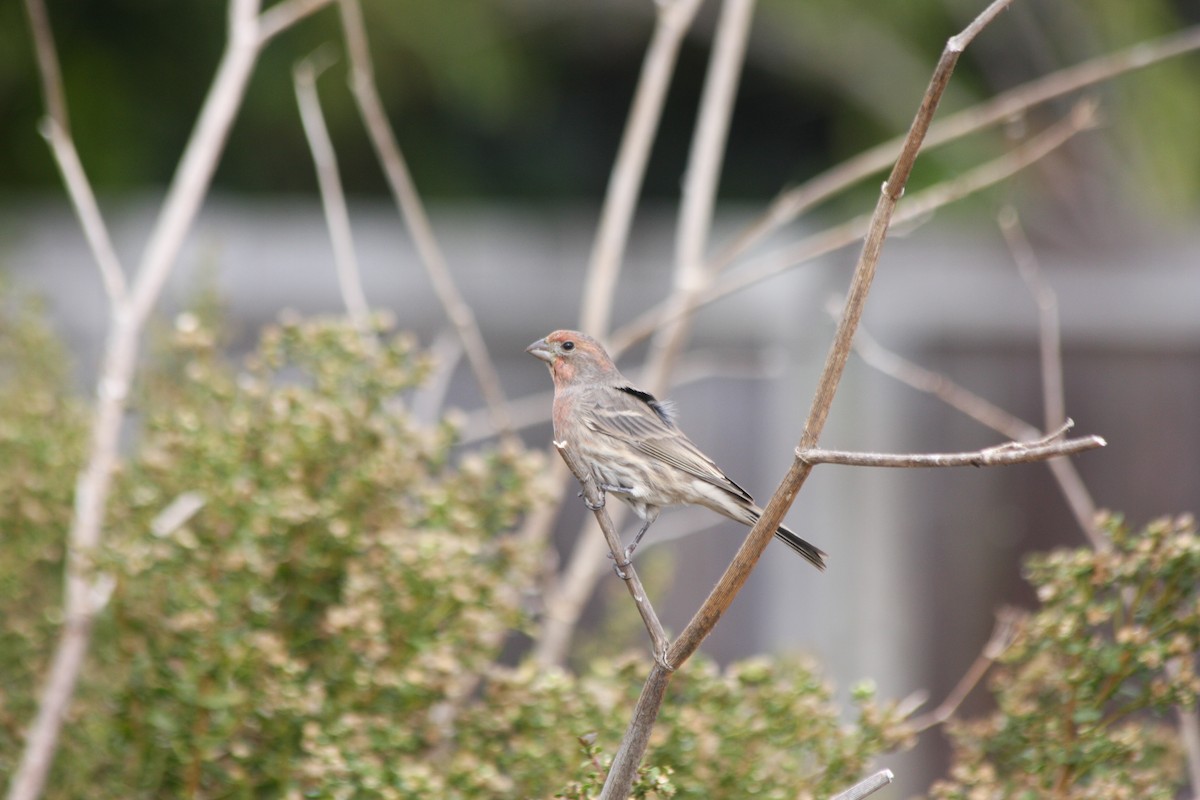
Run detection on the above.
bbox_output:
[0,289,88,767]
[933,513,1198,799]
[0,304,912,798]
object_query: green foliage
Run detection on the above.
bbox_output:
[0,289,88,768]
[933,514,1198,799]
[0,307,911,798]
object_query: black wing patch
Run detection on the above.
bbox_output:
[617,385,677,427]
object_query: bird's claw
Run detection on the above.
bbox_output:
[577,489,606,511]
[606,549,633,580]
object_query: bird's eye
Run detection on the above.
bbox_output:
[561,341,575,352]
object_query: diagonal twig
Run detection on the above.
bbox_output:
[293,51,373,334]
[598,3,1019,797]
[336,0,515,443]
[579,0,704,339]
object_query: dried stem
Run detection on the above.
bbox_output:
[797,432,1105,469]
[7,2,332,798]
[553,444,670,664]
[337,0,515,442]
[646,0,756,390]
[579,0,704,338]
[293,53,373,333]
[707,24,1200,276]
[598,3,1017,797]
[535,0,754,669]
[610,100,1095,356]
[831,769,897,800]
[999,207,1063,430]
[854,325,1106,549]
[909,608,1028,732]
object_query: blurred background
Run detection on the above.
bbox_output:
[2,0,1199,794]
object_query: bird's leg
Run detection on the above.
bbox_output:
[623,508,660,562]
[578,482,634,511]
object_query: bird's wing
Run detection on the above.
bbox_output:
[583,385,753,503]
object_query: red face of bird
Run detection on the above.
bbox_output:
[525,330,619,388]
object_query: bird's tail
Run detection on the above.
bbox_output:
[717,500,827,570]
[772,522,827,571]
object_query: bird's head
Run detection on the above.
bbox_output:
[526,329,619,387]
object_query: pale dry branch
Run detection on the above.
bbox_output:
[554,443,670,664]
[535,0,754,668]
[610,101,1095,356]
[708,24,1200,276]
[830,769,896,800]
[645,0,756,389]
[909,608,1028,732]
[797,432,1105,469]
[599,4,1017,797]
[336,0,515,442]
[998,206,1063,431]
[579,0,704,338]
[7,2,325,798]
[293,53,373,333]
[24,0,126,305]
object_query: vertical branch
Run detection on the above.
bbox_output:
[7,2,335,798]
[600,2,1017,796]
[534,0,755,668]
[23,0,126,305]
[646,0,756,391]
[294,54,373,332]
[336,0,516,443]
[579,0,703,338]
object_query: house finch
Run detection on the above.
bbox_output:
[526,330,826,570]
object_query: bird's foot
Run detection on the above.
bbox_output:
[606,549,633,580]
[578,489,605,511]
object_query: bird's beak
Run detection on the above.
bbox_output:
[525,337,554,363]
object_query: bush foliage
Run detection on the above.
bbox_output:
[0,301,1195,798]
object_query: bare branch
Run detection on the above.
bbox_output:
[831,769,897,800]
[600,4,1018,796]
[336,0,516,443]
[853,324,1107,549]
[24,0,126,305]
[998,207,1063,430]
[579,0,704,338]
[610,101,1095,356]
[797,434,1105,469]
[708,24,1200,276]
[257,0,334,44]
[553,443,670,664]
[293,52,373,332]
[645,0,756,388]
[909,608,1028,732]
[6,2,322,796]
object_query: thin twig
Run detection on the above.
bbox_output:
[830,769,896,800]
[293,52,373,333]
[599,4,1017,797]
[337,0,516,443]
[707,24,1200,277]
[535,0,754,669]
[256,0,335,44]
[796,434,1104,469]
[645,0,756,390]
[579,0,704,338]
[852,324,1107,549]
[909,607,1028,732]
[24,0,126,305]
[6,2,323,797]
[998,206,1063,430]
[610,100,1096,356]
[554,443,670,664]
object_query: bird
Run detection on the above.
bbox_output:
[526,329,826,571]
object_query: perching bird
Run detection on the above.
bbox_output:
[526,330,826,570]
